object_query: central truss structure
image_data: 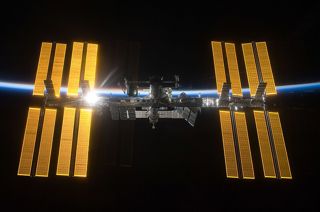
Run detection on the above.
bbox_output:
[17,41,292,180]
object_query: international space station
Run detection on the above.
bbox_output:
[17,41,292,180]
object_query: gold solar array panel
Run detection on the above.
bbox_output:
[254,111,276,178]
[74,109,93,177]
[18,41,98,178]
[255,42,277,95]
[18,107,41,176]
[35,109,57,177]
[33,42,52,96]
[211,41,226,94]
[219,110,238,178]
[234,112,254,179]
[225,43,243,96]
[268,112,292,179]
[84,43,98,89]
[56,107,76,176]
[242,43,260,97]
[67,42,84,96]
[51,43,67,97]
[209,41,292,180]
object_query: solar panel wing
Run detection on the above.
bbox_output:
[219,110,239,178]
[33,42,52,96]
[234,112,254,179]
[110,106,120,120]
[67,42,84,96]
[128,107,136,120]
[225,43,242,97]
[56,107,76,176]
[253,110,276,178]
[268,112,292,179]
[51,43,66,97]
[135,111,148,118]
[211,41,227,94]
[242,43,260,97]
[256,42,277,95]
[119,107,129,120]
[18,107,41,176]
[35,109,57,177]
[74,109,92,177]
[84,43,98,89]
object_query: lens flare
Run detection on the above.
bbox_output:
[84,91,99,105]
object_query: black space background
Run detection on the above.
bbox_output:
[0,2,320,210]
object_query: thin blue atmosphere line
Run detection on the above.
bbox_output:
[1,81,320,97]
